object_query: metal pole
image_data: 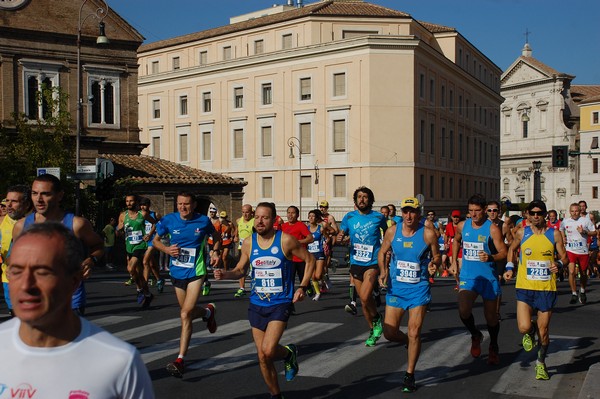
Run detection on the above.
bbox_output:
[298,143,302,220]
[533,170,541,201]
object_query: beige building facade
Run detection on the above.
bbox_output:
[578,94,600,210]
[137,0,502,217]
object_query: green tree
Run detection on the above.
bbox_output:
[0,85,76,210]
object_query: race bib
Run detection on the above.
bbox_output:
[566,240,584,249]
[126,229,143,245]
[463,241,484,261]
[353,243,374,263]
[308,241,320,253]
[396,260,421,284]
[172,247,196,268]
[254,268,283,293]
[526,260,551,281]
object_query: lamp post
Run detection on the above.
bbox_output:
[76,0,109,215]
[287,137,302,219]
[532,160,542,201]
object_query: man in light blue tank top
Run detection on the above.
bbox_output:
[378,197,440,392]
[337,186,388,347]
[215,202,315,399]
[12,174,104,316]
[450,194,507,366]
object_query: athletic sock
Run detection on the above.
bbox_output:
[487,322,500,349]
[460,314,480,337]
[537,343,549,363]
[349,285,357,302]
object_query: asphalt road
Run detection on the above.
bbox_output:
[2,267,599,399]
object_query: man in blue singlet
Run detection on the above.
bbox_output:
[378,197,440,392]
[336,186,388,347]
[12,174,104,316]
[214,202,315,399]
[450,194,507,365]
[152,191,221,378]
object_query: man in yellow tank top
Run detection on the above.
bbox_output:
[504,200,568,381]
[233,204,254,297]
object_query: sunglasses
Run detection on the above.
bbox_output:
[427,213,435,216]
[529,211,546,216]
[486,208,499,213]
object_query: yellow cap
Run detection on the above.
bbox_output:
[400,197,420,209]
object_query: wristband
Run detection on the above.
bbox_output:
[557,260,564,269]
[299,285,308,293]
[505,262,515,271]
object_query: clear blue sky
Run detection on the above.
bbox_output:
[109,0,600,84]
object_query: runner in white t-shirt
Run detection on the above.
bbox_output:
[560,202,597,305]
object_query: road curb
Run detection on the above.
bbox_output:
[579,363,600,399]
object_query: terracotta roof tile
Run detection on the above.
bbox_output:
[417,20,455,33]
[519,56,563,77]
[140,1,425,52]
[101,154,246,186]
[571,85,600,103]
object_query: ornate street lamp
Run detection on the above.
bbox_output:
[287,136,302,219]
[532,160,542,201]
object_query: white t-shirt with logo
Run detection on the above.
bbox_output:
[0,317,154,399]
[560,216,596,255]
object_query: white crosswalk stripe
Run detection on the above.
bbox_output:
[188,321,342,372]
[91,315,141,327]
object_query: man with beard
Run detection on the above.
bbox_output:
[337,186,388,347]
[13,174,103,316]
[214,202,314,399]
[1,185,33,315]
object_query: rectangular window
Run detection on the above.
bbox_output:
[262,177,273,198]
[419,120,425,153]
[430,123,435,155]
[300,123,311,154]
[202,131,211,161]
[334,175,346,198]
[151,137,160,158]
[179,95,188,116]
[90,77,117,125]
[593,112,599,124]
[593,158,598,174]
[449,89,454,111]
[449,130,454,159]
[333,119,346,152]
[300,78,311,101]
[199,51,208,65]
[234,87,244,109]
[223,46,232,60]
[441,127,446,157]
[449,177,454,199]
[593,186,599,199]
[254,39,264,54]
[429,175,434,198]
[429,79,435,103]
[420,174,425,196]
[459,95,463,115]
[522,120,528,138]
[441,176,446,199]
[152,99,160,119]
[282,34,292,49]
[202,92,212,113]
[151,61,159,74]
[262,83,272,105]
[172,57,180,70]
[261,126,272,157]
[592,137,599,149]
[179,134,188,162]
[233,129,244,158]
[466,99,469,118]
[441,85,446,107]
[301,176,312,198]
[419,74,425,98]
[333,73,346,97]
[459,133,463,161]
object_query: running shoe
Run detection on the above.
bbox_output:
[372,314,383,339]
[325,274,332,289]
[401,373,417,393]
[522,331,536,352]
[147,277,155,286]
[204,303,217,333]
[124,277,134,286]
[166,358,184,378]
[428,276,435,284]
[312,293,321,301]
[202,282,211,296]
[470,331,483,358]
[365,329,378,347]
[344,302,357,315]
[535,362,549,380]
[579,292,587,305]
[569,294,578,304]
[487,345,500,365]
[156,279,165,293]
[441,270,449,277]
[284,344,299,381]
[453,284,459,291]
[136,291,145,305]
[234,288,246,298]
[142,293,154,309]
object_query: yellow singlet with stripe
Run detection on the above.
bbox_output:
[516,226,557,292]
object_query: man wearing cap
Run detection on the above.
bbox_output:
[337,186,388,346]
[378,197,440,392]
[450,194,507,365]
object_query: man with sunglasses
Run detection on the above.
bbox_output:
[450,194,507,365]
[378,197,440,392]
[504,200,568,380]
[487,201,508,320]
